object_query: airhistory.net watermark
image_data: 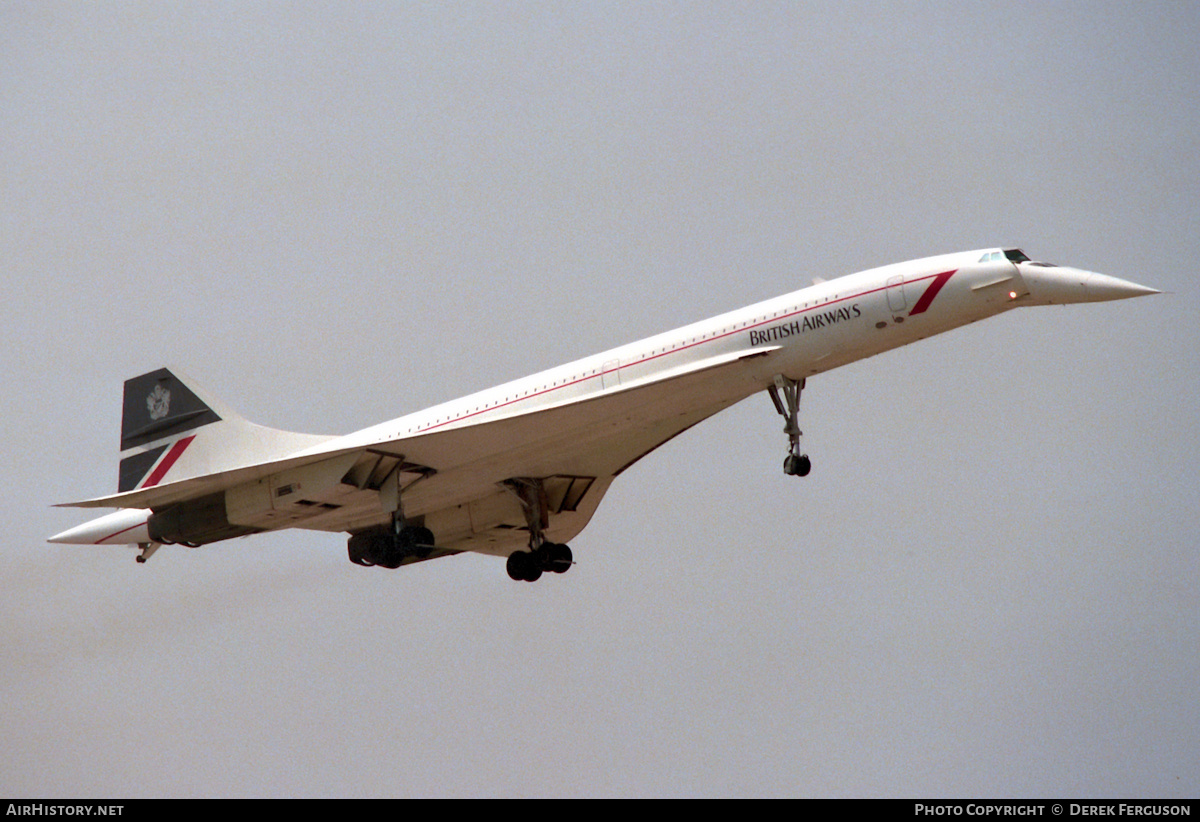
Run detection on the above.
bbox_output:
[6,806,122,816]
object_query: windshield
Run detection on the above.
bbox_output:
[978,248,1045,265]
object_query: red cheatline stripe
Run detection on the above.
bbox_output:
[99,518,149,544]
[140,435,195,488]
[417,269,952,434]
[908,269,957,315]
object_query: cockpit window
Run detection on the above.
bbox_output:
[979,248,1051,265]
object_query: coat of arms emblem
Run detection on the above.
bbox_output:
[147,384,171,420]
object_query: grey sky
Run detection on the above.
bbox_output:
[3,1,1198,797]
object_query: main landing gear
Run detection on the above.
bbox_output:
[347,522,436,569]
[503,478,574,583]
[768,375,811,477]
[347,460,438,569]
[505,542,572,583]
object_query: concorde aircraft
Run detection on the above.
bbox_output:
[51,248,1158,581]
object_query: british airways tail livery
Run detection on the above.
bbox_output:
[51,249,1158,580]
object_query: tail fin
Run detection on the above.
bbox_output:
[116,369,329,493]
[121,368,225,448]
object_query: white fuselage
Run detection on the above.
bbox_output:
[50,248,1157,551]
[342,252,1008,445]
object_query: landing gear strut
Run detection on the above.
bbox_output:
[768,375,811,477]
[503,478,573,582]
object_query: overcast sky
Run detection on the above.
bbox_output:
[3,1,1198,798]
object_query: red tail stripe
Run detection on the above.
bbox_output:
[909,269,957,315]
[140,435,195,488]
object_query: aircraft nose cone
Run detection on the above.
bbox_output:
[1019,264,1160,305]
[1082,271,1161,302]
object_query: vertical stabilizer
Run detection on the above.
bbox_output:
[121,369,225,453]
[116,369,331,493]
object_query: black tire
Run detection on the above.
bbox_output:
[347,531,379,566]
[796,455,811,476]
[506,551,523,581]
[547,543,573,574]
[377,537,404,569]
[784,454,811,476]
[507,550,539,582]
[401,525,436,559]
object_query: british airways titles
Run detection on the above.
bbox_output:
[748,304,862,347]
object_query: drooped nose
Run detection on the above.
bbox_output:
[1018,264,1160,305]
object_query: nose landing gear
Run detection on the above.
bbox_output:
[769,375,811,477]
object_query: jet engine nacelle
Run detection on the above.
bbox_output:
[147,493,259,546]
